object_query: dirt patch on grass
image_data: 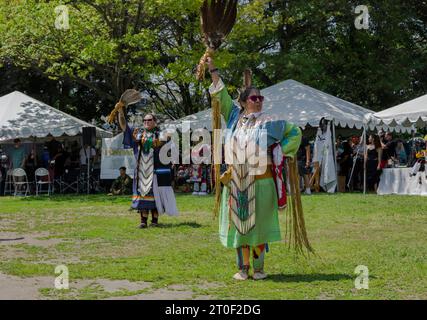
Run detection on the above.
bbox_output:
[104,283,214,300]
[0,273,53,300]
[0,273,213,300]
[0,217,16,231]
[317,292,336,300]
[96,279,151,293]
[104,288,198,300]
[0,246,30,260]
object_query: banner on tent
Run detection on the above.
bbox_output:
[101,133,135,179]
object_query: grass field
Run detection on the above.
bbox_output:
[0,193,426,300]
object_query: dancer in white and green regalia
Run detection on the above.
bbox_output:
[207,56,312,281]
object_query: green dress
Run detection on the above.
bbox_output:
[210,79,302,249]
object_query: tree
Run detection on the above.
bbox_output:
[0,0,208,120]
[0,0,426,123]
[225,0,427,111]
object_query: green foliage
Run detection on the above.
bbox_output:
[0,0,426,122]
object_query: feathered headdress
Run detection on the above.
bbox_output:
[196,0,238,81]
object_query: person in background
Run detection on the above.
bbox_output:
[381,132,397,168]
[25,148,39,187]
[176,165,191,192]
[176,166,187,185]
[53,144,69,178]
[378,130,385,144]
[336,136,352,192]
[350,136,363,191]
[41,146,50,168]
[396,141,407,165]
[0,146,10,195]
[297,136,311,195]
[108,167,132,196]
[9,139,27,193]
[365,134,383,192]
[45,134,62,160]
[79,143,97,168]
[10,138,26,169]
[69,141,81,168]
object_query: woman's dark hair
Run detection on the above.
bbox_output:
[319,117,328,133]
[342,140,352,154]
[238,86,260,103]
[371,134,381,149]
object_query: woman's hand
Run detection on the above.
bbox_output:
[206,57,219,87]
[206,56,214,69]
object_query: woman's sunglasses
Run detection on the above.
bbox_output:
[248,95,264,102]
[143,119,154,123]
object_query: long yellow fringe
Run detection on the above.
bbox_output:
[212,98,222,217]
[107,101,125,124]
[286,157,314,255]
[196,48,215,82]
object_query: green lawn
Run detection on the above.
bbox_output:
[0,193,426,300]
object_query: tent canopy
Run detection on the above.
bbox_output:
[163,107,225,131]
[367,94,427,128]
[165,79,376,131]
[0,91,112,141]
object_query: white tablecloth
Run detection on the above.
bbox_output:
[377,168,427,196]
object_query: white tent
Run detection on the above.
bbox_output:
[0,91,112,141]
[365,94,427,197]
[366,94,427,128]
[165,79,377,131]
[163,108,224,131]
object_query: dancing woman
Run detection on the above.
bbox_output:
[118,110,178,228]
[207,56,312,280]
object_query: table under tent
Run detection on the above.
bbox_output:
[365,94,427,196]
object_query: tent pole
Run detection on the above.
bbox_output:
[331,119,338,193]
[410,129,416,164]
[363,126,367,195]
[87,152,90,195]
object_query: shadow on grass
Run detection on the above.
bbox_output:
[0,237,25,241]
[16,194,131,203]
[267,273,354,283]
[15,193,213,203]
[157,222,202,229]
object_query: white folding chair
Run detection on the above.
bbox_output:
[12,168,30,197]
[4,169,14,196]
[35,168,52,196]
